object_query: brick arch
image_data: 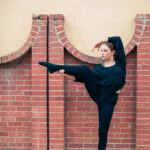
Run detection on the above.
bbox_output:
[0,14,145,64]
[125,14,146,55]
[54,14,102,64]
[0,14,44,64]
[54,14,145,63]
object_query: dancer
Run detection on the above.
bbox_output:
[38,36,126,150]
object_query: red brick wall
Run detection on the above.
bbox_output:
[136,14,150,150]
[0,14,150,150]
[64,51,98,149]
[0,51,32,149]
[109,48,137,149]
[48,19,65,149]
[31,16,47,149]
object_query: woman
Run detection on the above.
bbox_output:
[38,36,126,150]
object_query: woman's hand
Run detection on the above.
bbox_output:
[58,69,65,74]
[91,38,108,52]
[91,42,102,52]
[116,90,120,93]
[58,69,75,80]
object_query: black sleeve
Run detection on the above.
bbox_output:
[108,36,126,74]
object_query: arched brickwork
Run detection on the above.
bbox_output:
[0,13,145,64]
[0,14,43,64]
[54,14,146,61]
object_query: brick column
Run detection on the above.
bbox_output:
[31,15,47,149]
[48,15,65,150]
[136,14,150,150]
[31,14,65,149]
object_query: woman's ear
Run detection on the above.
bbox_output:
[112,50,116,55]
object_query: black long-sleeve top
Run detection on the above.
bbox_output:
[75,36,126,93]
[91,36,126,93]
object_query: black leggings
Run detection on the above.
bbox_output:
[96,94,118,150]
[54,64,119,150]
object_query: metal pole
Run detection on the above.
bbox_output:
[46,15,50,150]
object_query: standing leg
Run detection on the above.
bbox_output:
[38,62,100,100]
[97,93,118,150]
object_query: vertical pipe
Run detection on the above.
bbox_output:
[46,15,50,150]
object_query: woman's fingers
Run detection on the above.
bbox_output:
[97,47,100,51]
[58,70,75,80]
[58,69,65,74]
[91,47,95,51]
[116,90,120,93]
[91,47,100,52]
[91,41,104,52]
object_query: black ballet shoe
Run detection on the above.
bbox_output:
[38,61,59,73]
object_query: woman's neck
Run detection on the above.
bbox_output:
[103,59,115,67]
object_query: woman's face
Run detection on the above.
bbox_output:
[100,44,116,61]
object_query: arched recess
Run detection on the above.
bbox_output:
[0,13,146,64]
[0,14,43,64]
[54,14,145,64]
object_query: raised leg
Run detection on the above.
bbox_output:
[38,62,100,100]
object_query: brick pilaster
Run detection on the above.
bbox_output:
[48,14,65,149]
[136,14,150,150]
[31,15,47,149]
